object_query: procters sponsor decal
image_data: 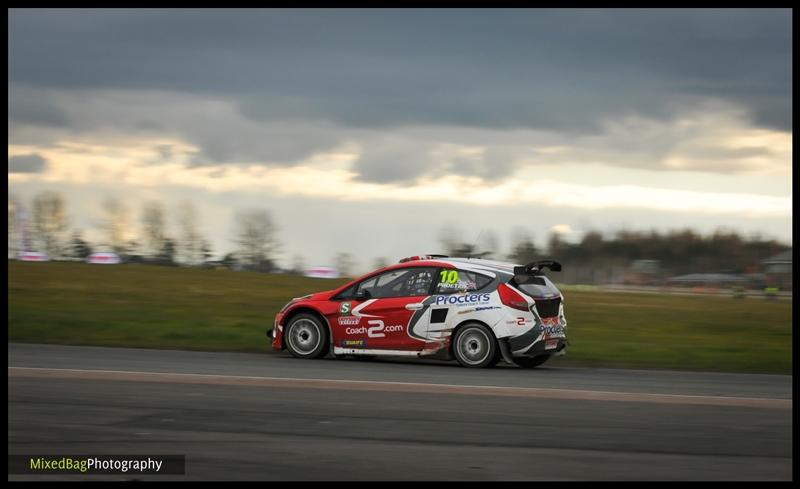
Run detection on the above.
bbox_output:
[434,293,491,306]
[437,280,477,290]
[542,325,565,337]
[345,320,404,338]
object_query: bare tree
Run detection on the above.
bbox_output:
[32,191,68,258]
[476,230,499,258]
[334,252,355,277]
[291,254,306,275]
[373,257,389,269]
[547,231,566,257]
[141,201,166,259]
[438,223,464,256]
[69,231,93,260]
[103,198,129,254]
[508,229,539,264]
[234,209,279,271]
[200,239,213,265]
[175,200,204,265]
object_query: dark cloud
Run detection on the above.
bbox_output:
[8,9,791,132]
[8,87,69,127]
[351,141,435,184]
[9,153,48,173]
[155,144,173,160]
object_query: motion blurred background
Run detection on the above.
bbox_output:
[8,9,793,482]
[8,9,792,372]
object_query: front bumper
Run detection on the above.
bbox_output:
[269,314,283,350]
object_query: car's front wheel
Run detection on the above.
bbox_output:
[285,313,329,359]
[452,323,499,368]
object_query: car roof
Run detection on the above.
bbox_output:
[390,257,518,275]
[330,257,519,297]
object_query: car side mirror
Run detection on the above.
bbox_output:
[355,289,371,300]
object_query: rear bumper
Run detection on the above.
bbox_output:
[519,337,567,357]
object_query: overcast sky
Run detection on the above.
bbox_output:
[8,8,792,271]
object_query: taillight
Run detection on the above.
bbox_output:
[498,283,530,311]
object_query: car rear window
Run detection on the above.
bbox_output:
[513,275,561,298]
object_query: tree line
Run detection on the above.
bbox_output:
[438,227,789,276]
[7,191,280,271]
[8,191,789,277]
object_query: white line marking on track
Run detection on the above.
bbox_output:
[8,366,791,410]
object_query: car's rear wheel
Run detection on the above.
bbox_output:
[285,314,329,359]
[452,323,499,368]
[514,355,550,368]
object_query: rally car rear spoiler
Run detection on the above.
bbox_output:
[514,260,562,276]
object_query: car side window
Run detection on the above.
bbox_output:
[434,269,492,294]
[356,267,437,298]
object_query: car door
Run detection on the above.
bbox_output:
[426,267,496,343]
[335,267,437,351]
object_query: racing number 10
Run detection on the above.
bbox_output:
[439,270,458,284]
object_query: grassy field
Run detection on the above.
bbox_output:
[8,261,792,373]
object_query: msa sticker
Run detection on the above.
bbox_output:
[339,302,352,316]
[545,340,559,350]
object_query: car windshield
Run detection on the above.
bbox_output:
[358,267,437,298]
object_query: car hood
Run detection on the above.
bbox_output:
[296,290,336,302]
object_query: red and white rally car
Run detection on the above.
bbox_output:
[269,255,567,368]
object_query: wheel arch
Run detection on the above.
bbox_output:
[281,306,333,353]
[449,318,498,357]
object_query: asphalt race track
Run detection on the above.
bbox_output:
[8,343,792,480]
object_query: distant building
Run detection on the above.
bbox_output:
[17,251,49,262]
[304,266,341,279]
[624,259,662,286]
[86,252,121,264]
[666,273,747,288]
[762,250,792,291]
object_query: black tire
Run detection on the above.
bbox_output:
[514,355,550,369]
[284,313,329,359]
[452,323,500,368]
